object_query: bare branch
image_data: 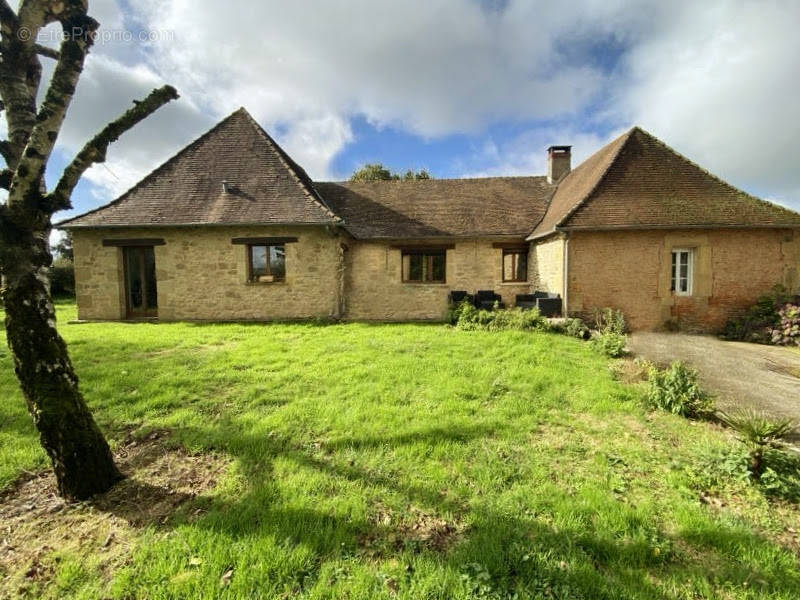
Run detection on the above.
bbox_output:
[34,43,58,59]
[0,167,12,189]
[0,1,17,28]
[8,13,98,208]
[48,85,179,211]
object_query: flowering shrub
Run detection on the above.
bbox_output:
[771,304,800,346]
[721,285,799,344]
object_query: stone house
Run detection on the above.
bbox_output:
[59,108,800,330]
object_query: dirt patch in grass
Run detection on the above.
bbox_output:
[359,504,464,557]
[0,431,228,597]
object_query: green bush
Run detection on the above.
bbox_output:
[589,331,627,357]
[645,361,712,418]
[449,301,548,332]
[717,409,797,479]
[49,258,75,298]
[721,284,798,343]
[549,317,590,340]
[594,307,627,335]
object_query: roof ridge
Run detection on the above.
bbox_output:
[319,175,551,185]
[553,127,637,230]
[58,107,249,227]
[236,109,341,222]
[629,126,800,218]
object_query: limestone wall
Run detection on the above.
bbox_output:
[567,229,800,331]
[344,239,532,320]
[71,226,343,321]
[531,235,565,296]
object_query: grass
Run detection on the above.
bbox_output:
[1,302,799,598]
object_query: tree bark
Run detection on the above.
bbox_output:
[0,0,177,500]
[1,220,123,500]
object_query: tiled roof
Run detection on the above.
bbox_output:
[59,108,338,228]
[315,178,555,239]
[60,108,800,238]
[529,127,800,239]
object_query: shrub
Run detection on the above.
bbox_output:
[590,331,627,358]
[721,284,798,343]
[594,307,627,335]
[49,258,75,298]
[770,303,800,346]
[563,317,590,340]
[717,409,797,479]
[449,301,548,332]
[546,317,591,340]
[645,361,712,418]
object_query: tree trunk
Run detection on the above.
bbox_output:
[2,223,122,500]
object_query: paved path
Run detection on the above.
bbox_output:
[629,333,800,427]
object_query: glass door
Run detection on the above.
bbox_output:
[124,246,158,318]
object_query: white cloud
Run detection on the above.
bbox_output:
[460,126,626,179]
[616,1,800,210]
[26,0,800,214]
[124,0,619,172]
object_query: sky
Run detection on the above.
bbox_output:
[21,0,800,229]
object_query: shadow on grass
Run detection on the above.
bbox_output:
[105,418,800,599]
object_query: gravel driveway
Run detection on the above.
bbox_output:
[629,332,800,426]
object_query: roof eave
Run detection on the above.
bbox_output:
[557,223,800,233]
[58,219,341,230]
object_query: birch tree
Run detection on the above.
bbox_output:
[0,0,177,500]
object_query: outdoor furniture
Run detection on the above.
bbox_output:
[475,290,504,310]
[516,292,562,317]
[536,297,562,317]
[448,290,473,305]
[515,294,538,310]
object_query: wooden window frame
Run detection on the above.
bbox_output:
[401,249,447,284]
[671,248,694,296]
[103,238,165,247]
[247,243,286,284]
[501,247,528,283]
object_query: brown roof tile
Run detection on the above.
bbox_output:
[315,177,555,239]
[530,127,800,238]
[59,108,338,228]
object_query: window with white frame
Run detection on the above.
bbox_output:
[671,248,693,295]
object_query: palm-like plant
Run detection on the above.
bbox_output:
[717,409,797,479]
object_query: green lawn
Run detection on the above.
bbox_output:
[1,303,799,599]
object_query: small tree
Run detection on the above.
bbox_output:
[718,410,796,479]
[350,163,433,181]
[54,230,73,261]
[0,0,178,500]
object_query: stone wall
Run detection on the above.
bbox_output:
[72,226,343,321]
[344,239,532,320]
[567,229,800,331]
[531,235,565,296]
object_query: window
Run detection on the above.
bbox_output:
[502,249,528,282]
[248,244,286,283]
[671,248,693,295]
[402,250,446,283]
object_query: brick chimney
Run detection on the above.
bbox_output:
[547,145,572,184]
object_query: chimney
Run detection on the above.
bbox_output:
[547,145,572,184]
[222,179,229,193]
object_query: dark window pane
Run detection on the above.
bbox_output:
[144,246,158,309]
[515,252,527,281]
[127,249,143,309]
[270,245,286,280]
[250,245,267,280]
[408,254,423,281]
[430,254,445,281]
